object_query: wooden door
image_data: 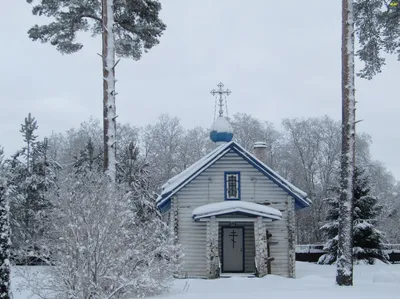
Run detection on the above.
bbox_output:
[222,227,244,272]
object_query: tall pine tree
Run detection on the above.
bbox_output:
[320,167,388,265]
[337,0,356,286]
[0,147,11,299]
[26,0,166,178]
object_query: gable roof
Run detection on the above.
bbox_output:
[156,141,311,211]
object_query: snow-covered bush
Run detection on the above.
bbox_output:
[21,166,181,299]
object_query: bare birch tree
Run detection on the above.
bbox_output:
[282,117,342,244]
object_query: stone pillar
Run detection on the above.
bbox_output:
[170,197,179,244]
[254,217,268,277]
[206,216,220,279]
[287,197,296,278]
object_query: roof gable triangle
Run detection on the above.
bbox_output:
[157,141,311,211]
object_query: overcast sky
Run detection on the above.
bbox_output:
[1,1,399,180]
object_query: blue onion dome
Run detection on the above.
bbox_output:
[210,116,234,143]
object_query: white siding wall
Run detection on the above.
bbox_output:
[175,150,292,278]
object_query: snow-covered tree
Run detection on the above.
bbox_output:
[319,168,388,265]
[118,142,182,265]
[26,0,166,178]
[72,138,103,176]
[21,164,181,299]
[117,141,166,224]
[47,118,104,167]
[0,147,12,299]
[118,142,148,187]
[26,0,166,58]
[20,113,38,172]
[281,117,377,245]
[318,188,340,265]
[7,114,58,263]
[177,127,213,172]
[354,0,400,79]
[380,183,400,242]
[142,115,184,189]
[231,113,282,168]
[46,118,140,175]
[352,169,387,263]
[16,135,181,298]
[281,116,342,244]
[230,113,266,150]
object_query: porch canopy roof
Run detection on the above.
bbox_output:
[192,201,282,221]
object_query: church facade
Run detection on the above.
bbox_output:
[156,84,311,279]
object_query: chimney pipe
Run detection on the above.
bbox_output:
[253,141,267,163]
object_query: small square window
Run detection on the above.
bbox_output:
[225,172,240,200]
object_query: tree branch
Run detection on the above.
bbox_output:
[81,14,102,23]
[115,19,136,34]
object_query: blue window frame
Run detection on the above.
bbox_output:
[224,171,240,200]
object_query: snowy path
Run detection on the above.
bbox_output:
[12,262,400,299]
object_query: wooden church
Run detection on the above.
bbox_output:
[156,83,311,279]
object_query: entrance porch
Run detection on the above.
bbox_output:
[192,201,282,279]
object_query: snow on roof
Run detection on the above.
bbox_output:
[158,142,232,200]
[156,141,311,209]
[192,201,282,221]
[210,116,233,133]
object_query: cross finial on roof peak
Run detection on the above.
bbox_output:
[210,82,231,117]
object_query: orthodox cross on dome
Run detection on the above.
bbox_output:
[210,82,231,117]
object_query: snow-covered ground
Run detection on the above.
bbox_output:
[13,262,400,299]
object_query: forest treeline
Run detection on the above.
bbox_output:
[42,113,400,244]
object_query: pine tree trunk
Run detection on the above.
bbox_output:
[102,0,117,180]
[0,185,12,299]
[337,0,355,286]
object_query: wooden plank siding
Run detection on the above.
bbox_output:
[174,149,292,278]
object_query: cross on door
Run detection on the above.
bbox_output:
[229,230,238,248]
